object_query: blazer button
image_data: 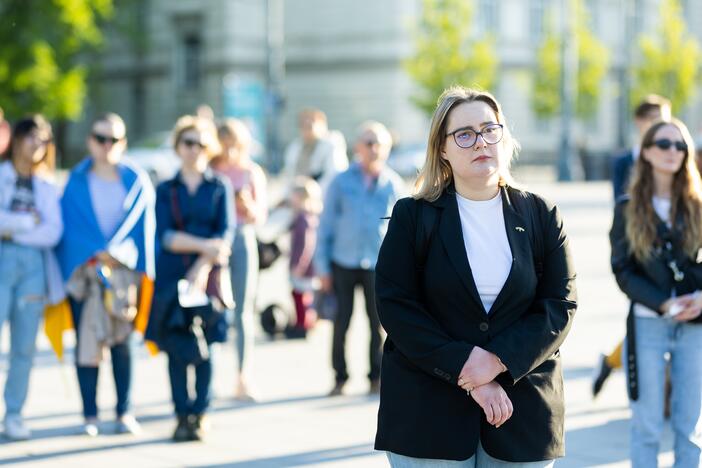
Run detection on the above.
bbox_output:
[479,322,489,332]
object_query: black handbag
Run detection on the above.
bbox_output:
[258,239,281,270]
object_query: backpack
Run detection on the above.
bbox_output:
[414,190,545,279]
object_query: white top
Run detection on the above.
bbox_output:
[634,195,671,318]
[456,191,513,313]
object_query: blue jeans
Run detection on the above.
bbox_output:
[0,243,46,418]
[167,352,212,416]
[387,442,555,467]
[230,225,258,375]
[69,298,132,419]
[627,316,702,468]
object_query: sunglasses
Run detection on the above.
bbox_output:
[650,138,687,152]
[92,132,122,145]
[180,138,206,150]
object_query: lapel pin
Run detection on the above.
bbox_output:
[515,227,525,232]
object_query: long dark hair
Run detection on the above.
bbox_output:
[4,115,55,175]
[626,118,702,262]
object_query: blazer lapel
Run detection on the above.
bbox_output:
[488,188,533,315]
[437,190,486,314]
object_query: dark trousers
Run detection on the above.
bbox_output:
[167,352,212,416]
[69,298,132,419]
[331,264,382,384]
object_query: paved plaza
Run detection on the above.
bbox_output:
[0,180,678,467]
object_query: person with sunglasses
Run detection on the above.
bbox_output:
[0,115,63,440]
[611,118,702,467]
[315,120,405,397]
[592,94,673,398]
[145,115,234,442]
[55,113,155,437]
[374,87,576,467]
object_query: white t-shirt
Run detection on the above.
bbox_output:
[456,191,513,313]
[633,195,671,318]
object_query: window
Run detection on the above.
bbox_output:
[477,0,499,35]
[529,0,546,41]
[585,0,599,35]
[177,34,201,90]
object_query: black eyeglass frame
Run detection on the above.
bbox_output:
[445,123,504,149]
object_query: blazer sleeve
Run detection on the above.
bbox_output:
[609,201,668,312]
[375,198,473,384]
[483,198,577,384]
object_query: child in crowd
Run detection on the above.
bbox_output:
[286,177,323,338]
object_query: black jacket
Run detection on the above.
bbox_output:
[610,198,702,399]
[374,186,577,462]
[610,198,702,315]
[611,149,635,201]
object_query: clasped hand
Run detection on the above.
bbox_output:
[458,347,506,391]
[457,347,512,427]
[662,292,702,322]
[468,381,513,428]
[201,238,231,266]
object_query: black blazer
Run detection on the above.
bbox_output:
[374,186,577,462]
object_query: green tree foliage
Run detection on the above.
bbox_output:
[631,0,700,112]
[531,0,609,120]
[0,0,114,120]
[405,0,498,116]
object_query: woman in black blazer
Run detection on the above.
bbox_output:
[610,118,702,467]
[374,87,577,467]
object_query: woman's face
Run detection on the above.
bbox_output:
[15,127,51,168]
[177,129,210,172]
[87,120,127,166]
[441,101,506,187]
[642,124,687,177]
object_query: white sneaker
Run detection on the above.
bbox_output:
[115,414,142,435]
[82,418,99,437]
[4,415,30,441]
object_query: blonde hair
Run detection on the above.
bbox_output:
[291,176,323,215]
[626,118,702,262]
[414,86,520,202]
[172,115,221,159]
[217,118,252,154]
[92,112,127,138]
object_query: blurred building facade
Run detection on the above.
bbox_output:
[67,0,702,175]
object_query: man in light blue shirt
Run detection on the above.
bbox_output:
[315,121,405,396]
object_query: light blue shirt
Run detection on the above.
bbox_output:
[88,172,128,240]
[315,162,405,276]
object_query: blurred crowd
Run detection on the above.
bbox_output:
[0,104,404,442]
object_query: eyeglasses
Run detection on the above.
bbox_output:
[446,123,503,149]
[92,132,122,145]
[649,138,687,152]
[180,138,206,150]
